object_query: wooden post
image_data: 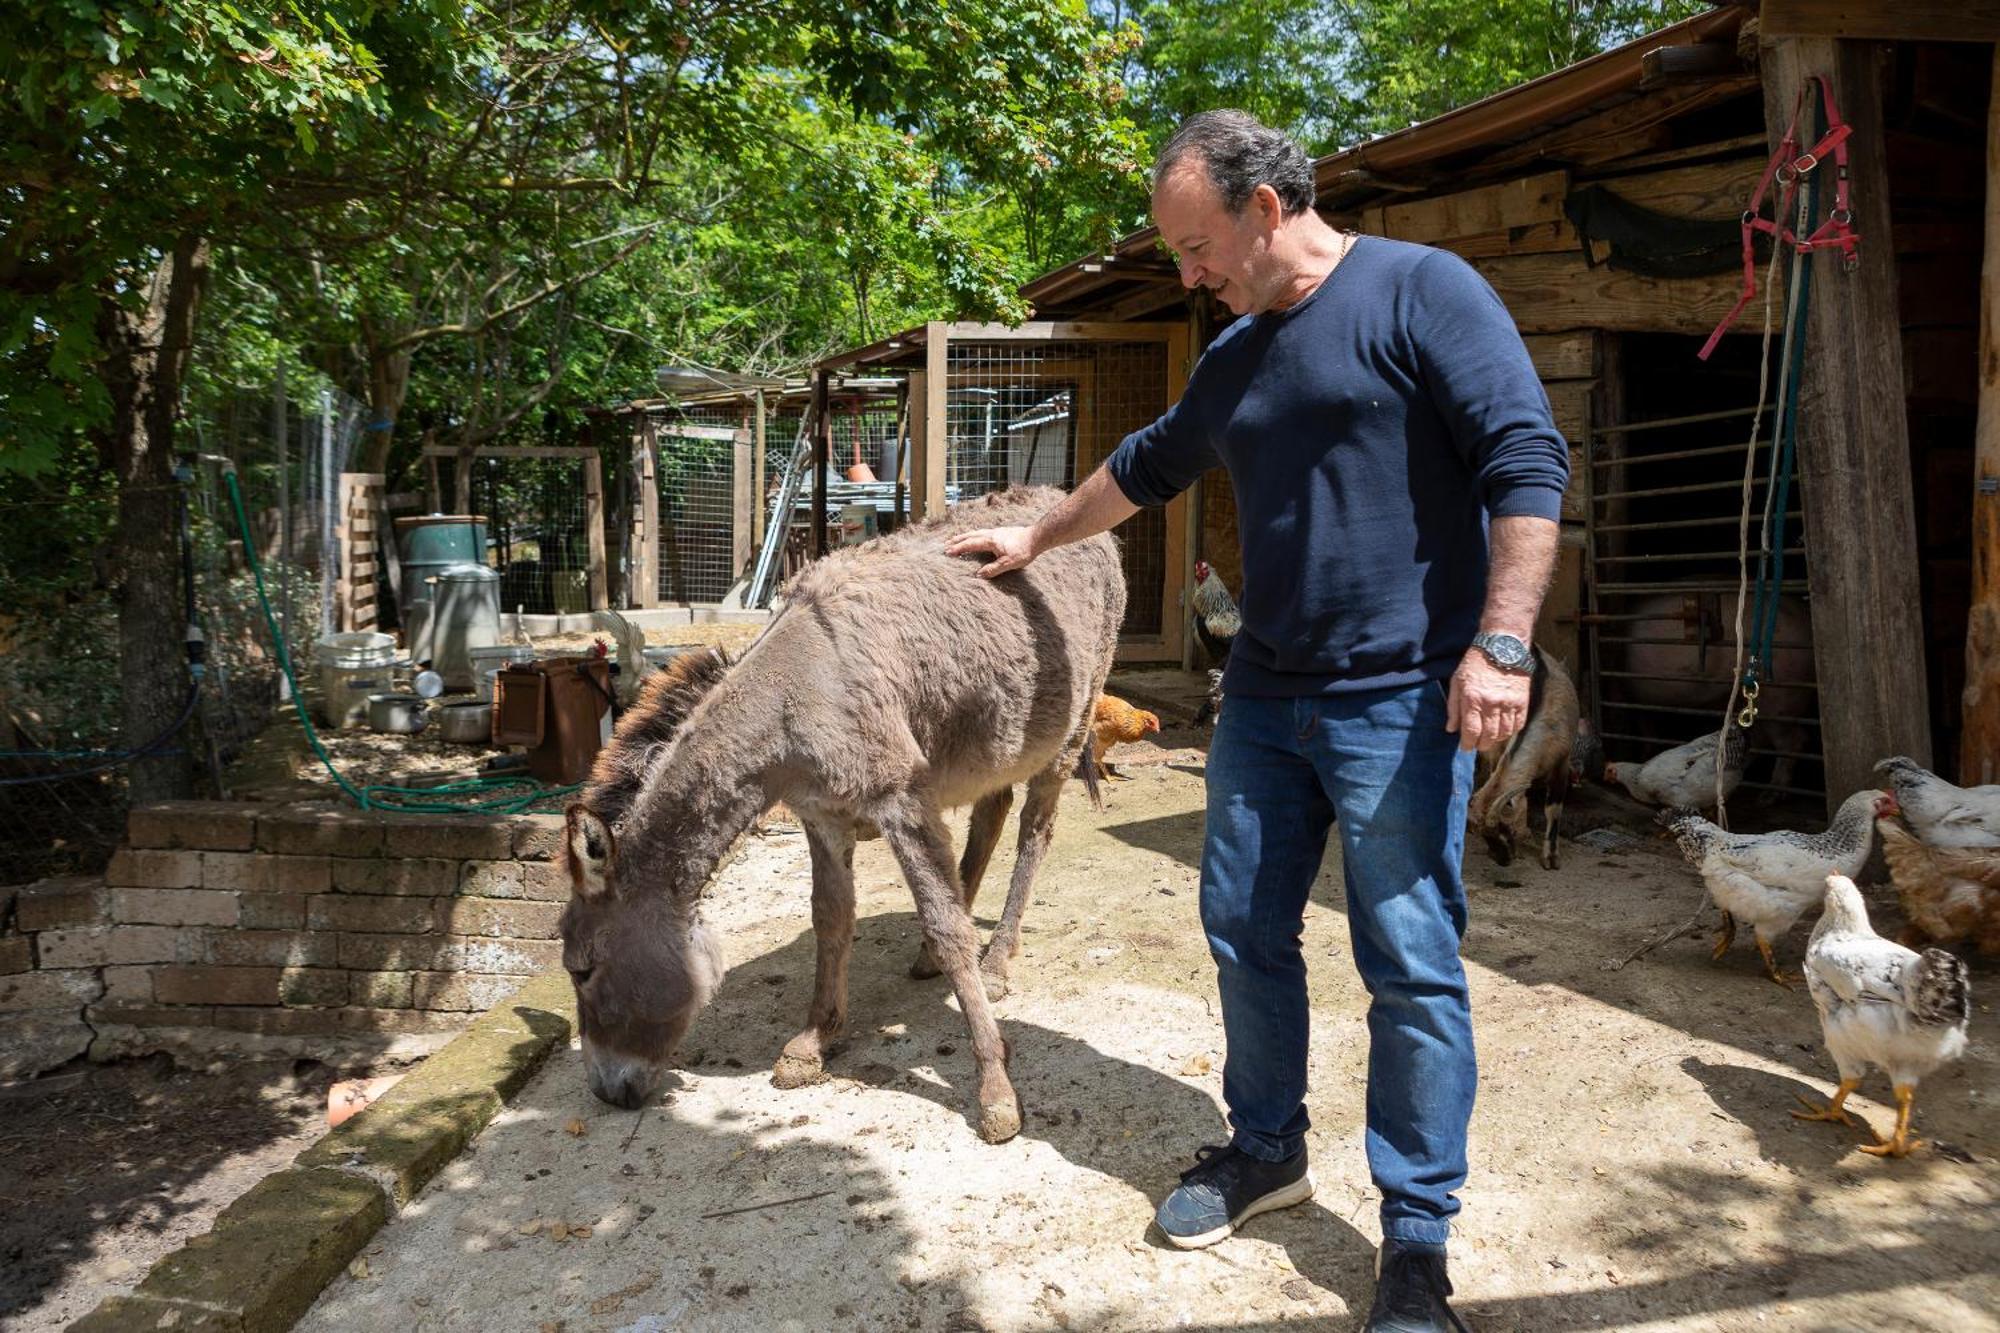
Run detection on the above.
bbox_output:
[582,452,607,612]
[637,418,660,609]
[1762,35,1933,808]
[751,389,768,548]
[810,371,830,558]
[922,321,949,517]
[731,425,754,583]
[1162,324,1194,668]
[1963,45,2000,785]
[906,369,929,522]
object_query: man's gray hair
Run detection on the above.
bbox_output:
[1152,110,1316,217]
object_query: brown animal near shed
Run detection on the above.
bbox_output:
[559,487,1126,1144]
[1468,646,1580,871]
[1876,816,2000,955]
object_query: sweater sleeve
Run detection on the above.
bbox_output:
[1104,385,1219,508]
[1407,251,1571,521]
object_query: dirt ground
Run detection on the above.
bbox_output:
[292,727,1998,1332]
[0,1054,356,1331]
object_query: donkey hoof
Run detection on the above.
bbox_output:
[771,1053,824,1090]
[908,945,942,981]
[977,1098,1022,1144]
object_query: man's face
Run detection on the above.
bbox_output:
[1152,162,1283,316]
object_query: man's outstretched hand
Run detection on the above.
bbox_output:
[944,525,1039,578]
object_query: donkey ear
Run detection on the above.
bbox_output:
[566,803,616,899]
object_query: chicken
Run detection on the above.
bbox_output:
[1874,756,2000,849]
[1189,560,1239,727]
[1790,874,1970,1158]
[594,610,655,710]
[1090,694,1160,781]
[1659,787,1891,986]
[1606,724,1747,811]
[1877,813,2000,954]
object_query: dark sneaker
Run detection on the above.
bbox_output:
[1154,1143,1313,1249]
[1364,1240,1471,1332]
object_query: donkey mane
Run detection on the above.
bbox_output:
[584,646,733,831]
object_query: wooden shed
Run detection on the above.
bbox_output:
[1015,1,1994,812]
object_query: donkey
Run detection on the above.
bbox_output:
[1467,645,1580,871]
[559,487,1126,1143]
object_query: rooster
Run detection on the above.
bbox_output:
[1659,787,1890,986]
[1090,694,1160,781]
[594,610,656,710]
[1606,724,1747,811]
[1189,560,1239,727]
[1874,756,2000,849]
[1791,874,1970,1158]
[1877,813,2000,954]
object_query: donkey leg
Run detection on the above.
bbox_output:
[976,771,1062,1002]
[879,794,1020,1144]
[774,818,858,1090]
[909,787,1014,981]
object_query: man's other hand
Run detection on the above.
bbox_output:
[944,525,1038,578]
[1446,649,1530,753]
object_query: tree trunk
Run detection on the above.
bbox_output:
[96,236,212,803]
[351,333,413,474]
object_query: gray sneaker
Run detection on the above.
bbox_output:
[1154,1143,1313,1249]
[1364,1240,1472,1332]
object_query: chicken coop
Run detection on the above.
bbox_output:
[813,322,1193,662]
[1014,3,1995,813]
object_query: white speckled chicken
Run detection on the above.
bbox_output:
[1790,874,1970,1158]
[1659,788,1890,986]
[1606,724,1747,811]
[1874,756,2000,849]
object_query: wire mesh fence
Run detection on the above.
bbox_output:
[0,382,365,881]
[465,456,597,615]
[944,338,1168,637]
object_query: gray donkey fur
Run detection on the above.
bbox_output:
[560,486,1126,1143]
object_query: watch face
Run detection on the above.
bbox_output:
[1481,634,1530,668]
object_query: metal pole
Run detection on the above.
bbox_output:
[322,388,335,638]
[273,361,290,700]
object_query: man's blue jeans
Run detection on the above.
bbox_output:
[1200,681,1477,1249]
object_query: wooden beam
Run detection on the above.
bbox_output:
[751,389,768,549]
[1359,170,1569,245]
[940,320,1180,343]
[1162,324,1192,669]
[419,445,598,459]
[1764,34,1933,807]
[906,368,930,520]
[636,422,659,609]
[649,423,746,444]
[731,414,754,584]
[581,454,607,612]
[1962,44,2000,784]
[1522,333,1598,381]
[811,371,830,557]
[1586,155,1764,219]
[1762,0,2000,43]
[1472,252,1751,334]
[922,322,949,518]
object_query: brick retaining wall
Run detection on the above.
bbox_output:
[1,801,573,1077]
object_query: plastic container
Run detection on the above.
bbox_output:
[493,655,615,784]
[432,563,503,689]
[394,515,488,606]
[470,644,537,700]
[315,632,398,729]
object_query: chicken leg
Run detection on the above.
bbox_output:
[1753,934,1801,988]
[1859,1084,1924,1159]
[1709,911,1737,961]
[1790,1078,1861,1128]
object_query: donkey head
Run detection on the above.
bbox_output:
[559,803,725,1109]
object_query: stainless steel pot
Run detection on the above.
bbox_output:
[366,693,429,734]
[436,700,493,744]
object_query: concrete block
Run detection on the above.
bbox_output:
[435,897,563,939]
[412,971,532,1012]
[205,1006,346,1037]
[110,888,239,928]
[457,859,525,898]
[88,1002,214,1029]
[0,1008,94,1079]
[256,805,386,857]
[279,967,349,1008]
[511,812,566,860]
[14,876,109,931]
[0,937,32,975]
[203,851,332,894]
[101,965,155,1004]
[35,925,196,968]
[330,857,457,896]
[0,967,103,1011]
[126,800,258,851]
[383,816,514,861]
[309,894,436,934]
[521,860,573,902]
[237,893,308,930]
[348,970,415,1009]
[336,932,560,975]
[204,928,338,968]
[152,966,283,1007]
[104,848,204,890]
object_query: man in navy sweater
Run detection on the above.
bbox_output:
[948,110,1566,1333]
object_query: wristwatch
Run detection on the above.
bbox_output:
[1471,632,1535,675]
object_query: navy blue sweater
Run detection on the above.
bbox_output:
[1107,236,1570,697]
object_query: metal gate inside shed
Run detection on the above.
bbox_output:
[1582,335,1827,804]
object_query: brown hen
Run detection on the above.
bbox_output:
[1090,694,1160,781]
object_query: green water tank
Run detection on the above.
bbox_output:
[395,514,488,604]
